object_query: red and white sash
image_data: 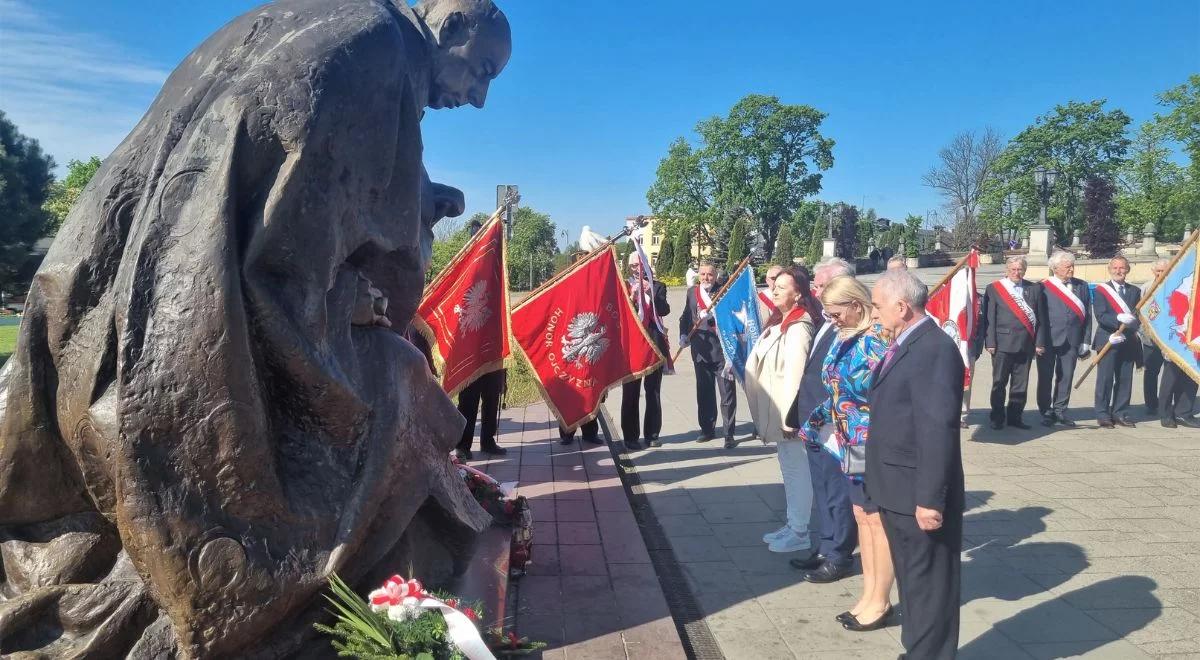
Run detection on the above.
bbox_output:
[695,285,713,310]
[1095,281,1134,316]
[1042,276,1086,322]
[992,279,1037,339]
[758,289,777,312]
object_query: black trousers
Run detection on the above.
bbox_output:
[1143,342,1164,411]
[882,507,962,660]
[457,370,505,451]
[1094,349,1135,422]
[694,361,736,440]
[622,366,664,443]
[560,419,600,442]
[807,442,856,567]
[1036,344,1079,416]
[990,350,1033,423]
[1160,361,1198,420]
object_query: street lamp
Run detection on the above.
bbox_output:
[1033,167,1058,227]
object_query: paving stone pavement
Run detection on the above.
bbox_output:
[601,283,1200,660]
[464,402,687,660]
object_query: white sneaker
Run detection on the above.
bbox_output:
[768,530,813,554]
[762,525,790,543]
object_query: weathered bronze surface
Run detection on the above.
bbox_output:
[0,1,510,656]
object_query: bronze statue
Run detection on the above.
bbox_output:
[0,0,510,657]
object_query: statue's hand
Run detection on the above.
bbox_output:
[353,277,392,327]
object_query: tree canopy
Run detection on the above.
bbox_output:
[647,94,834,262]
[44,156,101,231]
[0,111,56,293]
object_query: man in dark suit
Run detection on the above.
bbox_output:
[1092,256,1143,429]
[623,251,671,450]
[456,218,506,460]
[868,269,965,660]
[984,256,1044,430]
[679,261,737,448]
[785,258,857,583]
[1036,250,1093,427]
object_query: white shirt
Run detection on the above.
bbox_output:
[685,268,698,287]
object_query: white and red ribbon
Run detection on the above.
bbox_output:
[369,576,496,660]
[1096,282,1134,316]
[1043,276,1086,321]
[993,279,1037,339]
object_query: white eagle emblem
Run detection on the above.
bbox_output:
[453,280,492,335]
[561,312,609,365]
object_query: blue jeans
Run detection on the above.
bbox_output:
[807,441,856,567]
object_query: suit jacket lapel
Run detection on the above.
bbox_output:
[872,320,933,389]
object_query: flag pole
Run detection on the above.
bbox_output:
[1073,231,1200,390]
[670,255,753,364]
[927,248,977,299]
[514,223,639,309]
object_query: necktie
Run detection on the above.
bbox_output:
[880,343,898,372]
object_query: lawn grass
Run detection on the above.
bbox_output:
[0,324,17,367]
[503,346,543,408]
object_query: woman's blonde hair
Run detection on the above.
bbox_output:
[820,275,873,338]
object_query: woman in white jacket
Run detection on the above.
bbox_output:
[745,266,820,553]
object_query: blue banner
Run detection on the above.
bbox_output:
[712,266,762,382]
[1142,240,1200,383]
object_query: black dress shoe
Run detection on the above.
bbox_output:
[789,553,825,571]
[803,561,849,584]
[724,438,738,449]
[648,437,662,448]
[1098,419,1115,429]
[624,439,643,451]
[583,435,604,445]
[480,443,508,456]
[842,604,894,632]
[1008,419,1032,430]
[1162,417,1178,429]
[560,436,575,445]
[1115,417,1136,428]
[1177,416,1200,428]
[990,420,1004,430]
[696,434,714,443]
[455,448,473,461]
[1041,413,1057,427]
[1057,414,1076,428]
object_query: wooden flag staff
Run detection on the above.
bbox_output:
[927,248,977,299]
[670,255,753,364]
[1073,230,1200,390]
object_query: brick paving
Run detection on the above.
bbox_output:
[464,402,686,660]
[600,282,1200,660]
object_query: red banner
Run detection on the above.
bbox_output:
[926,249,980,388]
[414,216,510,397]
[511,247,664,430]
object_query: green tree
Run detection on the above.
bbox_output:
[1150,75,1200,234]
[804,206,827,266]
[670,229,691,277]
[0,111,56,294]
[655,228,676,275]
[835,204,859,259]
[981,100,1131,245]
[44,156,102,231]
[426,211,487,282]
[1116,122,1185,237]
[508,207,558,290]
[1081,176,1121,258]
[647,94,834,261]
[725,216,749,273]
[774,225,795,265]
[904,214,923,258]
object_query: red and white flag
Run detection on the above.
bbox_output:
[511,246,664,430]
[926,249,980,388]
[414,215,511,397]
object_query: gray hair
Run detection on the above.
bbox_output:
[1153,258,1170,270]
[816,257,856,278]
[886,256,907,268]
[876,269,929,309]
[1005,255,1028,269]
[1048,250,1075,269]
[1109,254,1130,267]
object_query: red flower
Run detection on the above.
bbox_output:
[445,598,458,609]
[508,632,520,648]
[464,607,479,621]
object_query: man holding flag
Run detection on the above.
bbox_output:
[983,256,1043,430]
[1092,256,1143,429]
[1036,250,1092,428]
[680,262,738,448]
[623,246,671,449]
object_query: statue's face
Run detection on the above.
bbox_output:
[429,13,511,109]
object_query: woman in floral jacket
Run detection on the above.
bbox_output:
[803,275,895,632]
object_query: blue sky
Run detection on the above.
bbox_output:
[1,0,1196,244]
